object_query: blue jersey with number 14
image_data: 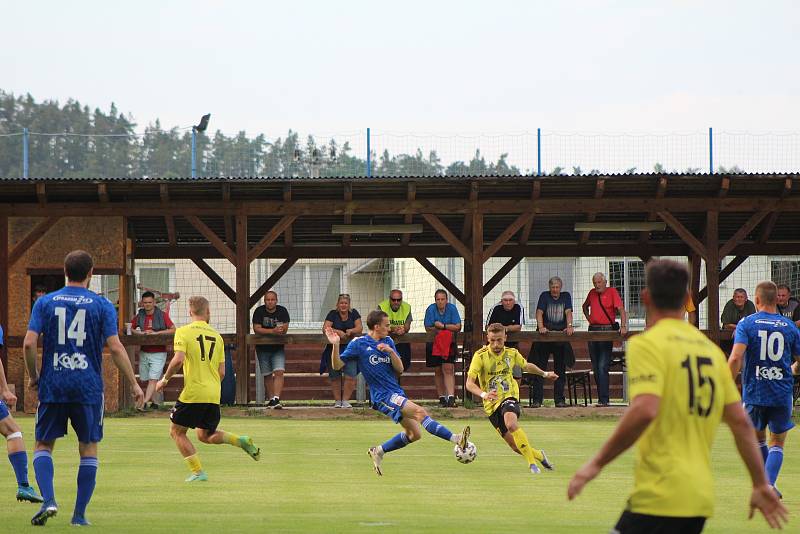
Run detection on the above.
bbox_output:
[28,286,118,404]
[734,311,800,407]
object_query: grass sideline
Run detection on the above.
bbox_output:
[1,415,796,533]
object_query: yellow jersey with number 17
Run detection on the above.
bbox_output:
[173,320,225,404]
[626,318,740,518]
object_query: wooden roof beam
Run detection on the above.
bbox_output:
[185,215,237,265]
[422,213,471,261]
[160,185,176,246]
[97,183,109,203]
[460,181,479,243]
[247,215,296,264]
[36,183,46,205]
[518,181,540,245]
[250,257,298,308]
[414,256,465,305]
[483,256,523,296]
[657,211,707,259]
[342,183,353,247]
[222,183,234,247]
[579,178,605,245]
[401,182,416,246]
[757,177,793,244]
[9,217,60,266]
[283,184,293,247]
[190,257,236,303]
[718,209,771,258]
[638,176,668,244]
[482,212,533,262]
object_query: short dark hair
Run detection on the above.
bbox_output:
[733,288,747,296]
[487,323,506,335]
[434,289,448,299]
[776,284,791,293]
[33,285,47,293]
[63,250,93,282]
[646,259,689,311]
[141,291,156,300]
[367,309,388,330]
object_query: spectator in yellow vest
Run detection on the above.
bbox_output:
[377,290,413,372]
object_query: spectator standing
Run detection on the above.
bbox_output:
[531,277,574,408]
[320,294,362,408]
[252,291,290,409]
[485,291,525,379]
[131,291,175,411]
[377,289,413,372]
[720,288,757,354]
[582,272,627,407]
[424,290,462,407]
[776,284,800,327]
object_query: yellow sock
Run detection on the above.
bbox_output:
[184,454,202,474]
[222,431,240,447]
[510,428,543,465]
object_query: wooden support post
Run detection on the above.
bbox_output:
[0,216,8,375]
[160,185,176,246]
[469,211,484,354]
[235,214,250,404]
[460,181,478,243]
[579,178,605,245]
[342,183,353,247]
[250,257,299,307]
[518,181,540,245]
[283,184,293,247]
[689,253,701,327]
[698,255,749,303]
[483,257,523,296]
[705,211,720,346]
[186,215,237,265]
[222,184,234,247]
[401,182,416,246]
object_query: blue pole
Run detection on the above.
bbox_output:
[708,127,713,174]
[366,127,371,177]
[536,128,541,176]
[23,127,29,179]
[191,127,197,178]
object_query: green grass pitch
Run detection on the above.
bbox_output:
[1,414,796,533]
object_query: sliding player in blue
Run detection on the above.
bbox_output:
[729,280,800,499]
[23,250,144,526]
[326,309,469,476]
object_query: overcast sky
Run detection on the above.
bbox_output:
[3,1,799,142]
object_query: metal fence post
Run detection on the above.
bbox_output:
[708,127,713,174]
[191,127,197,178]
[366,127,371,177]
[23,128,29,179]
[536,128,541,176]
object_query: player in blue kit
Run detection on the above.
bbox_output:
[327,309,470,476]
[23,250,144,526]
[729,280,800,499]
[0,325,43,503]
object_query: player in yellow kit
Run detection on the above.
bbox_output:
[465,323,558,474]
[568,259,787,532]
[156,296,260,482]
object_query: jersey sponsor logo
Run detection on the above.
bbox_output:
[755,365,784,381]
[389,393,406,406]
[754,318,789,328]
[629,373,657,385]
[369,351,392,366]
[53,352,89,370]
[52,295,94,305]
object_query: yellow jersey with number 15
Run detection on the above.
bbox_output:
[173,320,225,404]
[626,318,740,518]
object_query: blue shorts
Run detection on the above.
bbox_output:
[371,391,408,424]
[0,399,9,421]
[256,348,286,375]
[36,402,105,443]
[745,402,795,434]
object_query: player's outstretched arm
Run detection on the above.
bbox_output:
[522,362,558,381]
[722,402,788,529]
[568,393,659,500]
[325,326,345,371]
[107,335,145,407]
[22,330,41,386]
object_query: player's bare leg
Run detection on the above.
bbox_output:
[196,427,260,461]
[169,423,206,482]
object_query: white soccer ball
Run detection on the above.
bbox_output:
[454,441,477,464]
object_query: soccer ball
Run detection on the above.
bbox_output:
[454,441,477,464]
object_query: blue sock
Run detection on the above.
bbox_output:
[8,451,29,486]
[765,446,783,486]
[74,457,98,520]
[380,432,410,454]
[758,441,768,463]
[421,416,453,441]
[33,450,55,505]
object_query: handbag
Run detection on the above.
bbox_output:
[593,290,620,330]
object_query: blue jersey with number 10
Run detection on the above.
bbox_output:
[734,311,800,407]
[28,286,118,404]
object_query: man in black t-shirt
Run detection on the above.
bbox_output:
[252,291,291,408]
[486,291,525,378]
[531,276,574,408]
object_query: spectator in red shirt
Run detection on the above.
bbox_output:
[582,272,627,407]
[131,291,175,410]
